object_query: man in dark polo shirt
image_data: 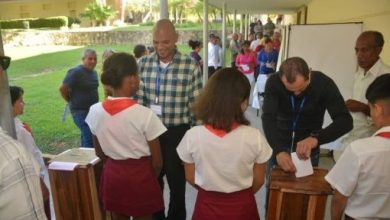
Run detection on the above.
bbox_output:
[59,49,99,148]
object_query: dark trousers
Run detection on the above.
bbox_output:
[208,66,216,78]
[153,124,190,220]
[71,110,93,148]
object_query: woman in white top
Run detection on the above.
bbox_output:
[85,53,167,220]
[177,68,272,220]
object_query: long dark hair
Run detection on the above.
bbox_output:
[192,68,250,132]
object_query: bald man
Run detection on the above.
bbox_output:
[137,19,203,220]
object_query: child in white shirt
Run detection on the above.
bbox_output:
[177,68,272,220]
[86,53,166,220]
[325,74,390,220]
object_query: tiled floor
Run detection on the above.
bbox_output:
[162,106,336,220]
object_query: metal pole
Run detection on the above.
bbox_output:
[244,14,248,40]
[221,2,226,67]
[202,0,208,86]
[240,14,244,35]
[0,26,16,139]
[160,0,169,19]
[233,10,236,33]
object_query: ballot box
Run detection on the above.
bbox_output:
[267,167,333,220]
[48,148,107,220]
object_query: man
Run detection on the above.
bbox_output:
[207,33,219,78]
[262,57,352,173]
[337,31,390,159]
[326,74,390,220]
[1,57,47,220]
[229,33,240,68]
[59,49,99,148]
[137,19,203,220]
[250,32,264,52]
[263,17,276,37]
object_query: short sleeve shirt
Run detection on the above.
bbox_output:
[63,65,99,111]
[325,126,390,219]
[86,97,167,160]
[177,125,272,193]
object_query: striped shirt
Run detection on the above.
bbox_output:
[0,127,47,220]
[137,51,203,127]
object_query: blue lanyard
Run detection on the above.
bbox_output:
[290,95,306,152]
[155,62,170,104]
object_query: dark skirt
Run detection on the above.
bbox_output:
[101,157,164,216]
[192,187,260,220]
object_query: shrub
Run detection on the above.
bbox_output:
[0,16,68,29]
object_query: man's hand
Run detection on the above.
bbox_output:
[296,137,318,160]
[345,99,370,115]
[276,152,296,173]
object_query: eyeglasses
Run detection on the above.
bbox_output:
[0,56,11,71]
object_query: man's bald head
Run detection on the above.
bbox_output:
[153,19,178,63]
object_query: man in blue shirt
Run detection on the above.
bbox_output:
[59,49,99,148]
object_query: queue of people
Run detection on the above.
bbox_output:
[1,18,390,220]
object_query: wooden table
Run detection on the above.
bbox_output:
[48,148,108,220]
[267,167,333,220]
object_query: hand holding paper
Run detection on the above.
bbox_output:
[291,152,313,178]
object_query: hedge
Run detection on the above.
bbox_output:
[0,16,73,29]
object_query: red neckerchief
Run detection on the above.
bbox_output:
[376,132,390,139]
[204,123,240,138]
[22,122,33,135]
[102,98,137,116]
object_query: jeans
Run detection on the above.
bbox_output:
[71,110,93,148]
[153,124,189,220]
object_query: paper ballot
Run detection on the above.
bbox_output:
[291,152,314,178]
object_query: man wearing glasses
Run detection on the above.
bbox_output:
[0,55,48,220]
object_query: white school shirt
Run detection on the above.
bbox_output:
[14,117,46,178]
[177,125,272,193]
[86,97,167,160]
[325,126,390,219]
[340,59,390,149]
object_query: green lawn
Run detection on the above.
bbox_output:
[8,44,194,154]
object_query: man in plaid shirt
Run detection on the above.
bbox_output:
[137,19,203,220]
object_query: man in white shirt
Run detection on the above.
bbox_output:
[207,33,219,78]
[336,31,390,160]
[325,74,390,220]
[229,33,240,68]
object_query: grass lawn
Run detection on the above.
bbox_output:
[8,44,198,154]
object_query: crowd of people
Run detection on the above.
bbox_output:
[1,17,389,220]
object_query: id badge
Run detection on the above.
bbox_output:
[265,62,273,68]
[150,104,162,116]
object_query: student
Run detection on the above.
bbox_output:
[325,73,390,220]
[85,53,167,220]
[10,85,51,219]
[177,68,273,220]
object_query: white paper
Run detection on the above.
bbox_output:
[291,152,314,178]
[48,161,78,171]
[150,104,162,116]
[241,64,250,71]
